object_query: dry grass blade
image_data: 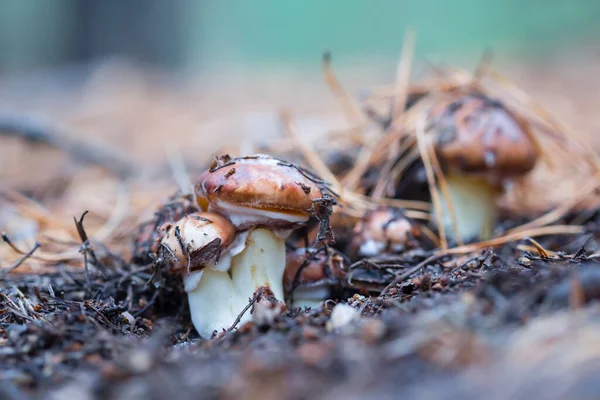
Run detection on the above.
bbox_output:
[345,191,431,212]
[516,244,557,258]
[343,32,416,191]
[371,136,417,200]
[321,51,364,143]
[445,225,584,255]
[341,130,380,191]
[524,237,550,258]
[487,68,600,171]
[471,48,494,85]
[419,224,441,248]
[165,142,193,195]
[0,189,76,234]
[391,29,417,122]
[93,183,130,242]
[506,171,600,234]
[415,111,447,250]
[427,143,463,246]
[280,111,342,190]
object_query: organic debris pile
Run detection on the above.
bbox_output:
[1,56,600,400]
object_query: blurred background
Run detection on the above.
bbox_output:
[1,0,600,71]
[1,0,600,268]
[1,0,600,204]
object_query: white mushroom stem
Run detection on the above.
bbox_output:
[185,270,247,339]
[185,228,286,338]
[291,286,330,309]
[440,173,499,242]
[231,228,285,302]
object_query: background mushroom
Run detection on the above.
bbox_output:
[350,207,415,257]
[194,155,335,327]
[430,93,538,242]
[284,247,347,309]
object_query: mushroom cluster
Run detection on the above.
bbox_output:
[159,154,336,338]
[430,93,539,241]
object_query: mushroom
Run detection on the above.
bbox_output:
[351,207,415,257]
[161,212,250,338]
[284,247,347,309]
[132,193,199,265]
[430,93,538,241]
[193,154,335,333]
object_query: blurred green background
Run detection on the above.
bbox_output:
[0,0,598,72]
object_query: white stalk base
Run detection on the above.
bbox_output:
[186,228,287,338]
[231,228,285,302]
[186,270,246,338]
[441,174,498,242]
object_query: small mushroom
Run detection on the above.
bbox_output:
[192,154,335,335]
[284,247,347,309]
[161,212,249,338]
[351,207,414,257]
[132,193,199,265]
[431,93,538,241]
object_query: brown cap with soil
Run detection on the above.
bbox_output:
[195,154,326,230]
[432,93,538,184]
[161,211,236,273]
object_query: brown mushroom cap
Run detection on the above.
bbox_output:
[284,248,346,290]
[161,212,236,273]
[432,93,538,183]
[195,155,328,229]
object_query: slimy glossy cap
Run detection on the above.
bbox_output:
[195,155,329,230]
[432,94,538,183]
[161,212,236,273]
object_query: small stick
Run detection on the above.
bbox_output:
[74,210,99,292]
[379,252,447,297]
[0,242,40,276]
[574,235,594,259]
[226,294,258,333]
[1,232,30,255]
[132,290,159,318]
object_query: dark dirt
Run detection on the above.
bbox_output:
[1,212,599,400]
